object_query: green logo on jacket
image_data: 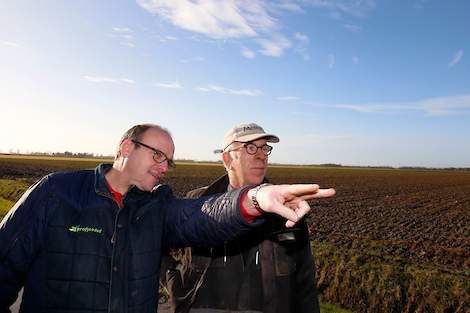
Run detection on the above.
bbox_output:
[68,225,103,234]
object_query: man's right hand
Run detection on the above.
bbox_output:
[245,184,336,227]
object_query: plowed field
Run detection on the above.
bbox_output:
[1,156,469,312]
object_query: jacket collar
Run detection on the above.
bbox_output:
[94,163,113,196]
[94,163,162,211]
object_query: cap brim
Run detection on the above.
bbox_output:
[218,133,280,152]
[234,133,279,143]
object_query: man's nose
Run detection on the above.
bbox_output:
[255,149,267,159]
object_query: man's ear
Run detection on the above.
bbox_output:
[120,138,133,158]
[222,151,233,171]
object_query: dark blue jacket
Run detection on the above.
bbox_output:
[0,164,257,313]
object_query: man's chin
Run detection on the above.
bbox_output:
[140,180,160,192]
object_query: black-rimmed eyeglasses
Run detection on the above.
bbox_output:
[131,139,176,169]
[229,143,273,156]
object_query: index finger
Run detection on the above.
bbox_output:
[300,188,336,201]
[282,184,320,198]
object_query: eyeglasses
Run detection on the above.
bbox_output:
[131,139,176,169]
[229,142,273,156]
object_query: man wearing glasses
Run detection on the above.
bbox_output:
[0,123,335,313]
[165,123,320,313]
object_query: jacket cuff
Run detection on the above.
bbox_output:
[235,186,264,227]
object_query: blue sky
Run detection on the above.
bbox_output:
[1,0,469,167]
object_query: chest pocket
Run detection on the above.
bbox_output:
[272,230,299,276]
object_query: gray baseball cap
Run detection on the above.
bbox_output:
[214,122,279,153]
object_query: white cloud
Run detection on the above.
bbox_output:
[83,76,118,83]
[278,96,300,101]
[179,56,205,63]
[448,49,464,67]
[154,81,182,89]
[137,0,377,59]
[257,35,291,57]
[195,84,262,96]
[305,0,377,18]
[294,32,309,43]
[328,54,335,68]
[241,47,256,59]
[83,76,136,84]
[1,40,20,47]
[293,32,310,60]
[111,27,135,47]
[271,1,304,13]
[166,35,178,40]
[113,27,133,33]
[344,24,361,33]
[120,78,135,84]
[137,0,300,58]
[137,0,278,39]
[334,94,470,116]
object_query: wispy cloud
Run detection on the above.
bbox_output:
[112,27,135,47]
[271,1,304,13]
[241,47,256,59]
[83,76,135,84]
[137,0,300,58]
[195,84,262,96]
[1,40,20,47]
[158,35,179,42]
[137,0,274,39]
[113,27,133,33]
[344,24,361,33]
[154,81,182,89]
[293,32,310,60]
[278,96,300,101]
[448,49,464,67]
[121,78,135,84]
[137,1,377,59]
[294,32,309,43]
[305,0,377,18]
[179,56,205,63]
[334,94,470,116]
[257,35,291,57]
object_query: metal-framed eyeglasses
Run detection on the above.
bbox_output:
[131,139,176,169]
[229,142,273,156]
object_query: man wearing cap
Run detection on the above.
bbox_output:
[164,123,321,313]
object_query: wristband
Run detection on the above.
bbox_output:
[251,183,272,214]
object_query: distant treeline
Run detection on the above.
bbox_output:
[2,153,469,171]
[273,163,470,171]
[3,152,113,159]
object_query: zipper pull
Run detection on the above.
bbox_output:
[224,241,227,264]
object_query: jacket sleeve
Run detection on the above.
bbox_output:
[163,187,263,248]
[293,220,320,313]
[0,176,50,312]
